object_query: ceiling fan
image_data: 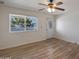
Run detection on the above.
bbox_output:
[38,0,65,13]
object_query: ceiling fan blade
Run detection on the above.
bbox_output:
[38,8,45,11]
[38,3,48,6]
[55,7,65,11]
[56,2,63,5]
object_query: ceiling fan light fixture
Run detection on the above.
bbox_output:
[47,7,55,13]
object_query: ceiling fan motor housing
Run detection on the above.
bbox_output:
[48,3,54,8]
[49,0,53,3]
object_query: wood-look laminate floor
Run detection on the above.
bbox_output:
[0,38,79,59]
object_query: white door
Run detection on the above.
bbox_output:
[46,18,56,39]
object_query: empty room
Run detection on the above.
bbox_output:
[0,0,79,59]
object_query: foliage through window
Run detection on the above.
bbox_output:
[9,14,38,32]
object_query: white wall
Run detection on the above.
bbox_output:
[56,10,79,43]
[0,5,55,49]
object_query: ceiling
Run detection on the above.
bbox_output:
[0,0,79,15]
